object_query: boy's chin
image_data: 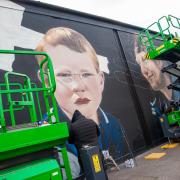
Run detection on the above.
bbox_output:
[75,108,95,118]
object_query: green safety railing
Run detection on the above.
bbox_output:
[169,15,180,34]
[138,15,180,59]
[0,50,60,132]
[0,50,72,180]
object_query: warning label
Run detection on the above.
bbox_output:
[92,154,101,173]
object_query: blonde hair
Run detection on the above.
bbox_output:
[36,27,99,72]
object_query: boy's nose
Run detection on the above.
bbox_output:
[71,78,86,92]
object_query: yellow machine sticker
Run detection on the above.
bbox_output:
[92,154,101,173]
[172,38,179,43]
[156,44,164,51]
[145,53,150,59]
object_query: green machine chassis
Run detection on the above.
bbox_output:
[0,50,72,179]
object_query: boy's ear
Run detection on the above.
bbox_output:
[99,71,105,92]
[37,70,41,82]
[37,70,49,86]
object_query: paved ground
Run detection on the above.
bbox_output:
[107,142,180,180]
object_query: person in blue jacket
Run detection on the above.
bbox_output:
[36,27,124,179]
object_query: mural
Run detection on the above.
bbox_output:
[0,1,134,176]
[3,0,178,177]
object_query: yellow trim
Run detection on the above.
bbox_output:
[156,44,164,51]
[145,53,150,59]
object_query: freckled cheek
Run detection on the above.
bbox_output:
[55,83,73,98]
[88,84,101,99]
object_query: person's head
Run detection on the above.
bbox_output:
[134,37,170,91]
[36,27,104,121]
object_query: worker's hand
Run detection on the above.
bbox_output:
[69,110,100,148]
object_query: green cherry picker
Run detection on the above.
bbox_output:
[138,15,180,139]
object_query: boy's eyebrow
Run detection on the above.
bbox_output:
[80,69,90,72]
[80,68,96,73]
[56,70,71,75]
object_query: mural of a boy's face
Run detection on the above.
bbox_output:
[46,45,104,120]
[135,50,167,90]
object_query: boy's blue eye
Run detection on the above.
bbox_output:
[57,73,72,77]
[82,73,94,78]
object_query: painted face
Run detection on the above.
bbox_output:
[46,45,104,120]
[135,51,166,90]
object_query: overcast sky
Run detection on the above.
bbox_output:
[33,0,179,30]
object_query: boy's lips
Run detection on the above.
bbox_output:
[75,98,91,105]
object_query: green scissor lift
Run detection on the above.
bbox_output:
[0,50,72,179]
[138,15,180,138]
[138,15,180,62]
